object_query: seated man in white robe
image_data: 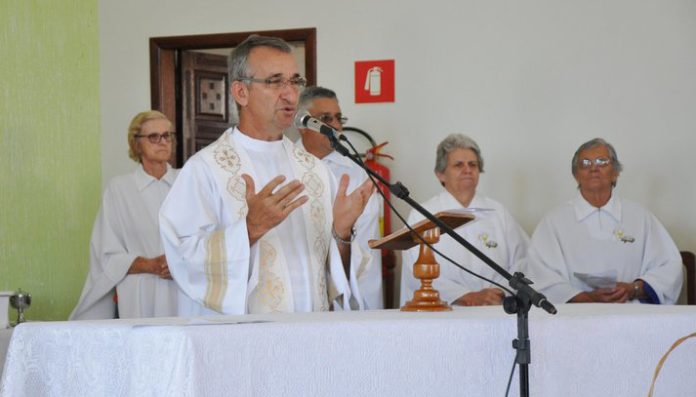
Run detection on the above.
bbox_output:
[524,138,682,304]
[400,134,530,306]
[159,36,374,316]
[296,86,384,310]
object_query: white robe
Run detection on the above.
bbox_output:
[400,191,530,304]
[160,128,368,316]
[524,194,683,304]
[70,165,179,320]
[297,140,384,309]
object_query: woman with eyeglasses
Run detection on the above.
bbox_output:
[524,138,682,304]
[70,110,179,319]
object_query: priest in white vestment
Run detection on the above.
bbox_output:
[524,138,682,304]
[400,134,530,306]
[159,36,374,316]
[71,111,178,320]
[296,86,384,310]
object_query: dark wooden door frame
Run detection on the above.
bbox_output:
[149,28,317,164]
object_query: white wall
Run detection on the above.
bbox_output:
[100,0,696,252]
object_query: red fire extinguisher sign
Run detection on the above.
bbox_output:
[355,60,395,103]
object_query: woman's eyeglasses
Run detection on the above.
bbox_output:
[135,132,173,144]
[578,157,611,169]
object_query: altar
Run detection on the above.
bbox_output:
[2,304,695,396]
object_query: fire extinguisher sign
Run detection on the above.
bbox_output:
[354,60,395,103]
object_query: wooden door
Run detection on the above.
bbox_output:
[180,51,232,160]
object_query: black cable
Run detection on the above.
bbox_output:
[341,126,377,148]
[505,355,517,397]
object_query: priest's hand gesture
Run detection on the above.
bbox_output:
[332,174,376,242]
[242,174,308,245]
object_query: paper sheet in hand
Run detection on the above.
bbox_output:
[573,270,617,289]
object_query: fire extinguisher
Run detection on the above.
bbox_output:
[341,126,398,308]
[364,66,383,96]
[364,141,394,240]
[364,142,397,308]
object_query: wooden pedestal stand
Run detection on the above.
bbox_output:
[369,211,474,312]
[403,226,450,311]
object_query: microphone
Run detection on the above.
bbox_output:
[293,111,340,141]
[508,272,557,315]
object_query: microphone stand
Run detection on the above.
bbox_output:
[329,134,556,397]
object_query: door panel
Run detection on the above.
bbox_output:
[181,51,232,160]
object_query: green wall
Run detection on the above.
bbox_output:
[0,0,100,321]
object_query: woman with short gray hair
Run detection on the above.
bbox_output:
[400,133,529,307]
[525,138,682,305]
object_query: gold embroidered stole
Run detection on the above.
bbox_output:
[200,129,332,313]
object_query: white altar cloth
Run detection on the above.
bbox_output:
[0,329,11,380]
[1,304,696,396]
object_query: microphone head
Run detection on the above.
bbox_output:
[293,111,311,129]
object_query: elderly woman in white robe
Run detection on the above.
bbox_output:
[400,134,530,306]
[70,111,179,319]
[525,138,682,304]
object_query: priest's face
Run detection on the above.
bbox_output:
[436,148,480,198]
[301,97,342,159]
[235,46,301,140]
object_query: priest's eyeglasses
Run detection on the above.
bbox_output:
[135,132,173,144]
[578,157,611,169]
[318,113,348,126]
[237,75,307,90]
